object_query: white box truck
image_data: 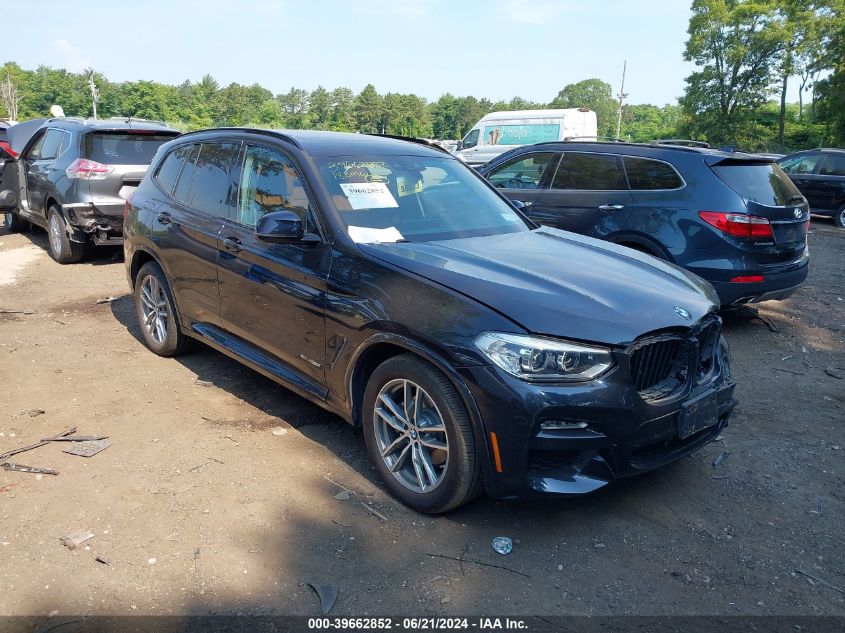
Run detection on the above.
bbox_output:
[453,108,598,166]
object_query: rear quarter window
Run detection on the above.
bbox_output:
[624,156,683,190]
[819,154,845,176]
[86,132,178,166]
[155,144,195,195]
[712,162,802,206]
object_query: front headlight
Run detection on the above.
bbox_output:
[474,332,614,382]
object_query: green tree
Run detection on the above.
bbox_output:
[277,88,310,128]
[329,87,355,131]
[354,84,383,133]
[680,0,787,144]
[309,86,332,129]
[550,78,617,136]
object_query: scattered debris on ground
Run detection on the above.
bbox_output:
[95,297,117,304]
[63,439,111,458]
[308,582,338,615]
[492,536,513,555]
[2,462,59,475]
[60,531,95,550]
[712,451,729,468]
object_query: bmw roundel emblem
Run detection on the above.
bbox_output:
[674,306,692,320]
[794,208,802,218]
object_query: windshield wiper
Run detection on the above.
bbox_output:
[788,194,805,203]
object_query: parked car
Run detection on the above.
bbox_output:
[777,148,845,228]
[478,141,810,307]
[124,128,736,513]
[0,120,17,158]
[453,109,598,167]
[0,117,180,263]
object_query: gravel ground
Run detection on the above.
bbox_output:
[0,219,842,620]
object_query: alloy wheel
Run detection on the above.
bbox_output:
[373,378,449,493]
[49,213,63,255]
[139,274,169,344]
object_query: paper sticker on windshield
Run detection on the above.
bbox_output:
[340,182,398,210]
[396,176,422,197]
[347,226,404,243]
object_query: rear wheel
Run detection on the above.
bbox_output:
[134,262,190,357]
[835,205,845,229]
[46,205,86,264]
[362,354,481,514]
[3,212,26,233]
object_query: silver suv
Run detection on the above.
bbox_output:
[0,117,179,263]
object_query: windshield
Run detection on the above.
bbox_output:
[317,155,531,243]
[85,132,178,166]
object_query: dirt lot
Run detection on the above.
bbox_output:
[0,219,842,619]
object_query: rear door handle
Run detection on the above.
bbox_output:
[156,211,172,225]
[598,204,624,211]
[222,237,243,253]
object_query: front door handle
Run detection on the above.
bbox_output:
[156,211,172,225]
[598,204,624,211]
[222,237,243,253]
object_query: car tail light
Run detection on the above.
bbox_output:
[0,140,17,157]
[730,275,765,283]
[699,211,774,239]
[65,158,113,180]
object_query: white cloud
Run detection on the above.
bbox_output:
[50,38,92,73]
[353,0,441,19]
[497,0,572,25]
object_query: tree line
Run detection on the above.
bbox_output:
[0,0,843,152]
[0,62,678,143]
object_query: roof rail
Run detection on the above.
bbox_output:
[366,133,450,154]
[652,139,710,148]
[563,136,625,143]
[107,116,169,127]
[174,127,303,149]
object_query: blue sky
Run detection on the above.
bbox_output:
[3,0,801,106]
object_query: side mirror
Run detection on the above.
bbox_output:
[455,140,463,151]
[256,210,304,243]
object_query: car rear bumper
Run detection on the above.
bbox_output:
[710,257,809,305]
[63,202,124,244]
[457,346,737,499]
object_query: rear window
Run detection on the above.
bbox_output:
[624,156,684,190]
[85,132,177,165]
[711,162,802,206]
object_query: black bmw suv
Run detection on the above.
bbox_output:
[125,128,736,513]
[479,141,810,306]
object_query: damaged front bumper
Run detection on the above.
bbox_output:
[62,202,124,245]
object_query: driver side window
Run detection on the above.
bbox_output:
[27,133,47,160]
[462,129,480,149]
[237,145,311,230]
[486,152,556,190]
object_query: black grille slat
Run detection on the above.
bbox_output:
[631,339,682,391]
[630,316,723,397]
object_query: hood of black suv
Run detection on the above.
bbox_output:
[362,227,719,345]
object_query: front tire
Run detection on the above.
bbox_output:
[47,205,86,264]
[3,212,27,233]
[134,262,190,357]
[362,354,481,513]
[835,204,845,229]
